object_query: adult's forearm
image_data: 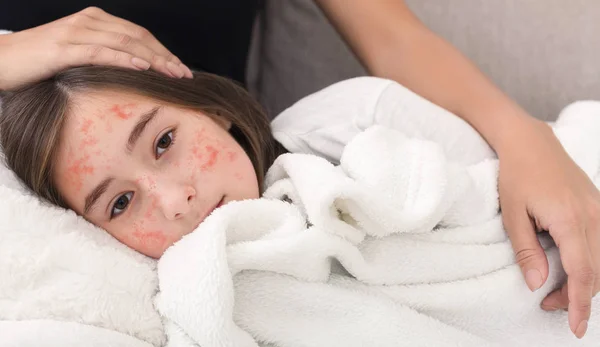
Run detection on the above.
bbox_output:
[0,32,12,91]
[317,0,542,154]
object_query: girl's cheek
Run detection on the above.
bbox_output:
[144,195,159,222]
[127,219,170,256]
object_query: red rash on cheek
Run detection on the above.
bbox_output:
[191,129,207,161]
[191,146,203,161]
[187,127,230,175]
[201,145,219,171]
[131,221,167,250]
[234,172,244,181]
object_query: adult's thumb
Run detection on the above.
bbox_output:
[504,210,550,292]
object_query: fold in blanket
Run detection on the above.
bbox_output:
[155,97,600,346]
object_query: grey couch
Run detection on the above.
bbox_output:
[248,0,600,122]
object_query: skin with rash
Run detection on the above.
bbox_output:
[54,90,259,258]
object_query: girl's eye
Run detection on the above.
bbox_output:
[111,192,133,219]
[155,130,174,158]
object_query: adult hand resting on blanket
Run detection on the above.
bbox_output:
[318,0,600,338]
[0,7,192,90]
[1,1,597,340]
[498,117,600,338]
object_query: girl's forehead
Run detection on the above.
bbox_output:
[70,90,153,112]
[61,93,153,156]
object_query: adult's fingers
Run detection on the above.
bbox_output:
[542,283,569,310]
[551,225,595,339]
[505,209,550,292]
[67,27,181,78]
[72,7,192,78]
[64,44,151,71]
[79,7,182,64]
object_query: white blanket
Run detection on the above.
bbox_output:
[2,73,600,346]
[155,100,600,347]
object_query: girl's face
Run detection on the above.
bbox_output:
[54,90,259,258]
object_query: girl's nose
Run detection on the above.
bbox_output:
[155,183,196,221]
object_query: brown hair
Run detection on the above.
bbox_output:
[0,66,285,209]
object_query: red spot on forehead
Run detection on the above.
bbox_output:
[78,136,98,151]
[80,119,94,135]
[65,152,95,192]
[110,103,136,120]
[234,172,243,180]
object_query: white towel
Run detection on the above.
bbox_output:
[156,100,600,347]
[0,320,156,347]
[0,182,164,346]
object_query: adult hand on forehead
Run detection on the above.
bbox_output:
[0,6,192,91]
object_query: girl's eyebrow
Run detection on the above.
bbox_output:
[125,106,162,154]
[84,177,114,215]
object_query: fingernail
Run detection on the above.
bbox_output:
[525,269,543,291]
[541,304,560,311]
[180,63,193,78]
[166,61,184,78]
[576,320,588,339]
[131,57,151,70]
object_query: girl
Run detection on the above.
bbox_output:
[0,66,285,258]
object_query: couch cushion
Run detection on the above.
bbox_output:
[249,0,600,121]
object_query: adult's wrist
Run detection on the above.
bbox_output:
[490,111,555,159]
